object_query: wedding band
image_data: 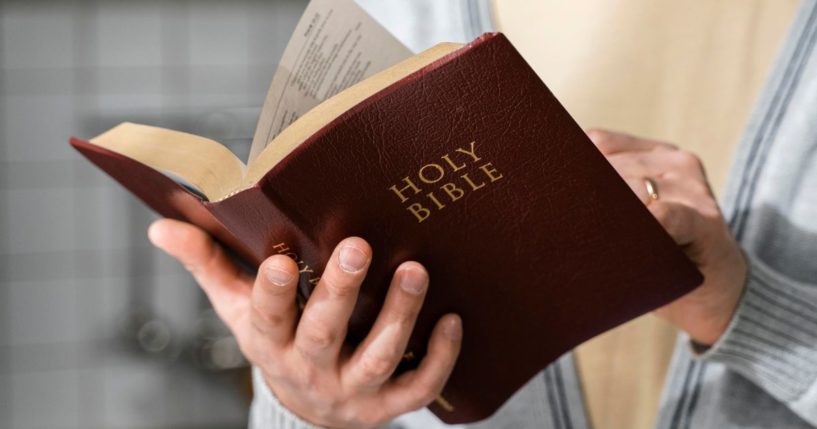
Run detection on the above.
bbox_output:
[644,177,659,200]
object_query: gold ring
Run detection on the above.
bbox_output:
[644,177,659,201]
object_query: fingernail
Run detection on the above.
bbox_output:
[265,265,294,286]
[444,316,462,340]
[339,245,368,273]
[399,267,427,295]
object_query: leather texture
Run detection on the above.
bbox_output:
[70,33,702,424]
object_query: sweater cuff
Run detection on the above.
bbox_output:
[695,256,817,403]
[249,367,325,429]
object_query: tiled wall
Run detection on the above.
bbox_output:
[0,1,306,428]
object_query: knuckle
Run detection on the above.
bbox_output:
[305,331,335,350]
[389,306,420,326]
[321,275,359,299]
[359,351,397,380]
[299,322,337,351]
[652,140,679,152]
[675,151,704,172]
[688,180,709,196]
[251,301,287,330]
[665,142,680,151]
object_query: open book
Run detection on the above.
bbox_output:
[88,0,418,202]
[71,0,702,424]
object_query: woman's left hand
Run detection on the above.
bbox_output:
[588,129,747,346]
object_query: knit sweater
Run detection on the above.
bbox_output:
[250,0,817,427]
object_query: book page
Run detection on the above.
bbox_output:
[248,0,412,161]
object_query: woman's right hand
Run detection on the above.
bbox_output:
[148,218,463,428]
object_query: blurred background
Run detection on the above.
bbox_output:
[0,1,306,427]
[0,1,489,428]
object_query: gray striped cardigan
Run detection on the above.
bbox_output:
[250,0,817,427]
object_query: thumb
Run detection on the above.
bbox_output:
[148,218,252,332]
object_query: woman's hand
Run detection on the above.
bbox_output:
[148,219,462,428]
[588,129,748,346]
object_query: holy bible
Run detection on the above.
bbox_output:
[70,33,702,424]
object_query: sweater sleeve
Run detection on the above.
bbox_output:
[696,254,817,425]
[249,367,325,429]
[249,368,414,429]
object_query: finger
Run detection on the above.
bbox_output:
[622,176,658,205]
[623,174,719,209]
[381,314,462,413]
[606,152,678,180]
[148,219,251,331]
[648,200,701,246]
[250,254,300,349]
[295,237,372,365]
[607,151,707,181]
[621,176,703,208]
[343,262,429,389]
[587,129,677,155]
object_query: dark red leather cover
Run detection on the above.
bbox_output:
[71,33,702,424]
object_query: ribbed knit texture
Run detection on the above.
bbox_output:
[699,256,817,420]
